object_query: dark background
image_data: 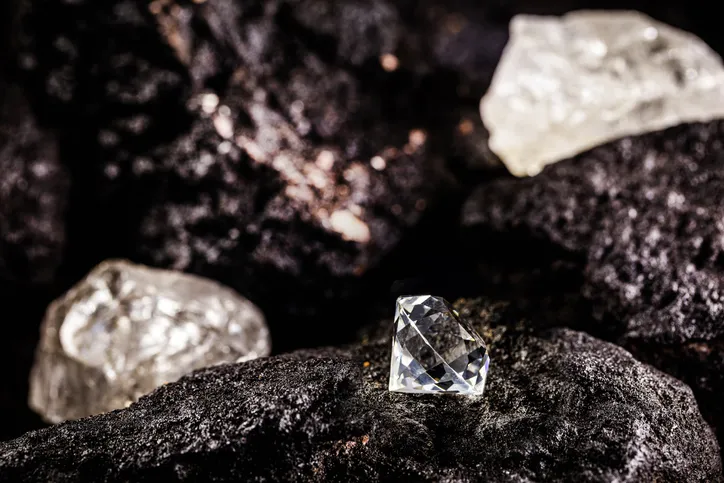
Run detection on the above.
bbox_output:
[2,0,723,442]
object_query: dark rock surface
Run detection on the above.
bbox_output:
[0,80,68,440]
[0,285,50,441]
[131,66,453,317]
[462,120,724,444]
[3,0,503,440]
[0,82,68,284]
[13,0,507,322]
[4,0,724,463]
[1,298,721,482]
[14,0,724,317]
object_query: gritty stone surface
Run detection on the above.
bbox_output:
[3,0,507,439]
[13,0,504,317]
[8,0,724,454]
[0,82,68,284]
[462,119,724,445]
[0,298,720,482]
[134,76,448,311]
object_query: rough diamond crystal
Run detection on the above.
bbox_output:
[29,260,271,423]
[389,295,490,395]
[481,11,724,177]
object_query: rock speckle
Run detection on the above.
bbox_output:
[0,298,720,482]
[14,0,493,318]
[463,120,724,445]
[0,82,68,284]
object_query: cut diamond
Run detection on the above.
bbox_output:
[389,295,490,395]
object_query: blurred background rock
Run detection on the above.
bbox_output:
[2,0,724,445]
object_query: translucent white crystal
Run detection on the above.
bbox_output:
[389,295,489,395]
[481,11,724,177]
[29,260,270,423]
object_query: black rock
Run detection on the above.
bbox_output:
[0,284,50,441]
[462,120,724,445]
[14,0,191,271]
[13,0,506,320]
[0,82,68,284]
[17,0,723,302]
[9,0,724,446]
[0,298,720,482]
[0,80,68,440]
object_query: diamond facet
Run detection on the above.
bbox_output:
[389,295,490,395]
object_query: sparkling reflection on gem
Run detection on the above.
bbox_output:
[389,295,490,395]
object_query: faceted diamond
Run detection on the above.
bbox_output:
[389,295,490,395]
[29,260,271,423]
[481,11,724,177]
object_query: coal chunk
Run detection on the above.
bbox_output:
[131,67,454,316]
[0,82,68,283]
[0,298,720,482]
[0,81,68,440]
[0,284,50,441]
[462,120,724,444]
[15,0,503,320]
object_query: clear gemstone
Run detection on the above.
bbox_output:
[29,260,271,423]
[389,295,490,395]
[481,11,724,177]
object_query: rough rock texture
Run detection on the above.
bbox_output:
[4,0,506,441]
[7,0,724,452]
[13,0,509,322]
[0,284,50,442]
[16,0,724,313]
[133,76,451,314]
[0,82,68,284]
[0,298,720,482]
[10,1,724,347]
[463,119,724,444]
[0,77,65,440]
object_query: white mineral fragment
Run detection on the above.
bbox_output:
[481,11,724,176]
[29,260,270,423]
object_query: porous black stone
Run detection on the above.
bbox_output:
[0,298,720,482]
[0,80,68,440]
[13,1,724,344]
[130,60,454,318]
[8,0,724,455]
[13,0,506,325]
[0,284,50,441]
[462,120,724,445]
[0,82,68,284]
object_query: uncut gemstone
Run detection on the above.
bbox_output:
[481,11,724,177]
[29,260,271,423]
[389,295,489,394]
